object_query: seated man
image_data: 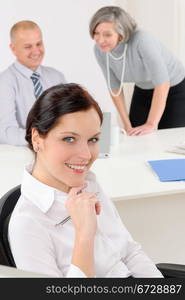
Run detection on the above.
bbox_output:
[0,20,66,146]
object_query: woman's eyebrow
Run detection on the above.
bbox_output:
[93,132,101,136]
[58,131,101,136]
[58,131,80,136]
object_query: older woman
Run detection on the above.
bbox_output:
[89,6,185,135]
[8,83,162,277]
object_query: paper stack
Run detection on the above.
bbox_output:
[165,141,185,155]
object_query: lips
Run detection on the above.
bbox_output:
[66,163,86,170]
[29,55,43,61]
[64,163,88,174]
[100,44,108,48]
[99,45,110,52]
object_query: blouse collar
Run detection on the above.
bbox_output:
[110,41,127,58]
[21,164,68,213]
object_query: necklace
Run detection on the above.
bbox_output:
[106,43,127,97]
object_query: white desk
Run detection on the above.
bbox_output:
[0,127,185,265]
[0,264,47,277]
[92,127,185,201]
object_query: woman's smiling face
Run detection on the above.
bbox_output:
[93,22,121,52]
[32,108,101,193]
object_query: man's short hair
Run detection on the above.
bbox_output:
[10,20,41,42]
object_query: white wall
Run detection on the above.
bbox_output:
[0,0,118,123]
[122,0,185,61]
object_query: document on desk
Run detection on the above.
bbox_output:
[148,159,185,182]
[165,141,185,155]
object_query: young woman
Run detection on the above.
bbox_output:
[8,83,162,277]
[89,6,185,135]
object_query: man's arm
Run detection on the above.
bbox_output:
[0,75,27,146]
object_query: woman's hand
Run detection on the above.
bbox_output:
[123,125,133,135]
[65,185,101,239]
[127,123,157,136]
[66,185,101,277]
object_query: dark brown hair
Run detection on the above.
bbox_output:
[26,83,103,150]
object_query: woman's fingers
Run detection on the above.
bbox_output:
[128,124,156,136]
[68,184,87,197]
[95,201,101,215]
[67,189,101,214]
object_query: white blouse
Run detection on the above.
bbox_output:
[8,164,163,278]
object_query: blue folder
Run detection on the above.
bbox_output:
[148,159,185,182]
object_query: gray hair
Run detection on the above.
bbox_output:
[89,6,137,42]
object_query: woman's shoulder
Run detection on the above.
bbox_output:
[86,170,98,190]
[10,194,47,229]
[130,29,154,43]
[132,29,160,45]
[86,171,106,198]
[129,29,160,53]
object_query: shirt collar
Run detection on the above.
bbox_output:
[14,61,42,79]
[21,164,67,213]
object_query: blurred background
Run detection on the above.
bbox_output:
[0,0,184,124]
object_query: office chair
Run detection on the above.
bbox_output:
[156,263,185,278]
[0,185,21,267]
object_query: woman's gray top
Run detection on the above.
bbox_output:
[94,29,185,90]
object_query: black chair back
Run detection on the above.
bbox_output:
[0,185,21,267]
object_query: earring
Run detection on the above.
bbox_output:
[34,144,39,152]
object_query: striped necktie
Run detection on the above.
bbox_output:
[30,72,43,99]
